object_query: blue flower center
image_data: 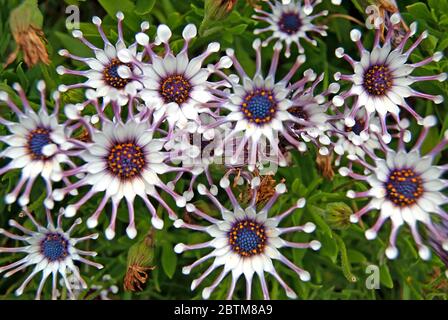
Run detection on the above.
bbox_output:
[27,127,52,160]
[229,219,266,257]
[363,64,393,96]
[106,141,146,180]
[385,168,424,207]
[241,89,277,125]
[345,118,365,135]
[41,233,69,262]
[160,74,192,104]
[279,13,302,35]
[103,58,132,89]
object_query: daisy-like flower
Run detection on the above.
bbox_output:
[165,115,225,201]
[286,73,338,156]
[0,81,76,209]
[253,0,328,57]
[174,170,320,299]
[206,39,336,170]
[57,12,148,109]
[118,24,230,130]
[332,13,446,142]
[330,107,411,165]
[52,108,187,239]
[0,208,102,300]
[340,115,448,260]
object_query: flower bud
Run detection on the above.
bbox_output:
[326,202,353,230]
[199,0,237,35]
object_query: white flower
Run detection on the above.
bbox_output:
[331,108,410,165]
[343,116,448,260]
[253,0,328,57]
[0,209,102,300]
[207,40,336,171]
[0,82,75,209]
[57,12,148,107]
[333,15,446,142]
[120,24,228,130]
[174,172,319,299]
[52,116,187,239]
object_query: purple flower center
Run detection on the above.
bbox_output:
[363,64,393,96]
[345,118,365,135]
[229,219,266,257]
[40,233,69,262]
[103,58,132,89]
[106,141,146,180]
[160,74,192,104]
[288,106,308,130]
[27,127,52,160]
[279,13,302,35]
[385,168,424,207]
[241,89,277,124]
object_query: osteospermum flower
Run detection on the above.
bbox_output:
[0,81,75,209]
[174,171,320,299]
[164,115,224,201]
[287,73,338,156]
[330,107,411,165]
[120,23,229,130]
[253,0,328,57]
[206,39,336,170]
[52,109,187,239]
[340,115,448,260]
[332,14,446,142]
[57,12,148,108]
[0,209,102,300]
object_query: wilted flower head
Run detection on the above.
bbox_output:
[5,0,50,68]
[124,232,156,292]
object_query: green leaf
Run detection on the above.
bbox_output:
[380,264,394,289]
[135,0,156,15]
[161,242,177,279]
[406,3,433,22]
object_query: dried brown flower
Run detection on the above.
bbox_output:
[4,0,50,68]
[316,152,335,180]
[123,232,156,292]
[239,171,285,206]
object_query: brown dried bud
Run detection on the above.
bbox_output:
[123,232,156,292]
[5,0,50,68]
[316,152,335,180]
[239,171,285,207]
